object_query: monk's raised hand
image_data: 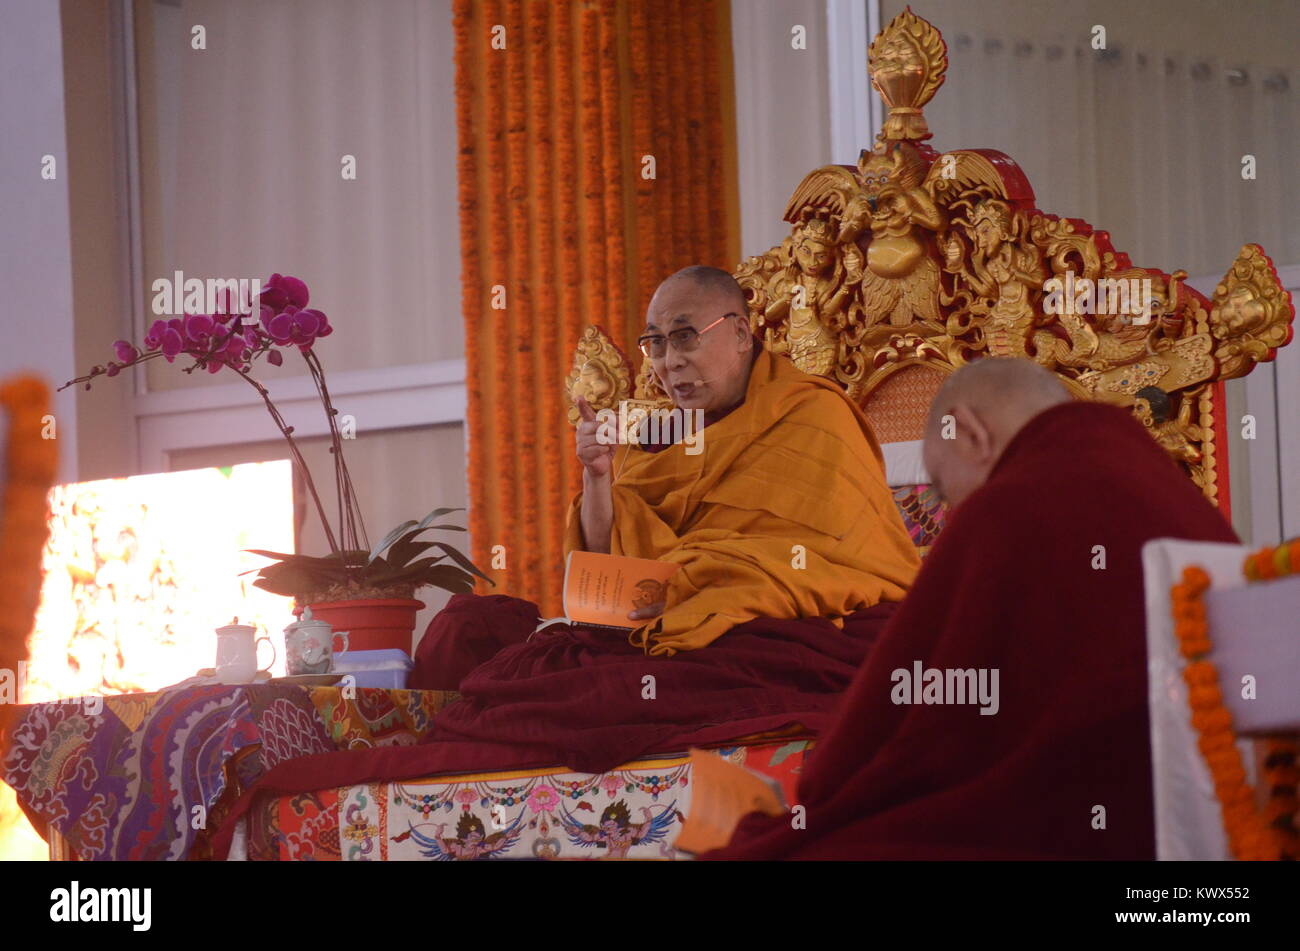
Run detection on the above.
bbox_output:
[627,601,665,621]
[575,396,615,478]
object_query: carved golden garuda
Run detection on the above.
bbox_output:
[569,6,1295,512]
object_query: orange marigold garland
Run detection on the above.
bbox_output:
[505,0,539,604]
[553,1,583,511]
[0,377,59,751]
[529,0,563,615]
[452,0,488,588]
[1242,537,1300,581]
[486,0,521,600]
[626,0,657,320]
[1170,564,1287,860]
[1241,539,1300,855]
[597,0,629,356]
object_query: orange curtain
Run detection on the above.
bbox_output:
[0,377,58,740]
[455,0,739,613]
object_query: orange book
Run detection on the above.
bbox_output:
[675,748,789,855]
[536,550,679,632]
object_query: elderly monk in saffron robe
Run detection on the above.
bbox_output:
[204,266,922,855]
[701,358,1238,861]
[399,265,917,765]
[202,263,920,857]
[567,265,920,654]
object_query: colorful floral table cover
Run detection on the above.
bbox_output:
[247,739,814,860]
[1,684,452,860]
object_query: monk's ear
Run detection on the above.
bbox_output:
[733,314,751,349]
[952,404,996,460]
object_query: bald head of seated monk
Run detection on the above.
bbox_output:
[921,354,1072,509]
[568,265,921,655]
[701,356,1238,860]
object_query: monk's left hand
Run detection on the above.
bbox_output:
[628,602,665,621]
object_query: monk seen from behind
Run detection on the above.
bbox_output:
[703,357,1238,860]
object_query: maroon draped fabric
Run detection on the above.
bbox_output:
[701,401,1238,861]
[209,596,899,858]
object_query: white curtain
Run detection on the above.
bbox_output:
[881,0,1298,279]
[132,0,468,640]
[137,0,463,392]
[877,0,1298,540]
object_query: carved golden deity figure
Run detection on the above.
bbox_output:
[763,216,857,376]
[838,142,946,328]
[1133,385,1206,477]
[573,6,1294,516]
[942,199,1044,360]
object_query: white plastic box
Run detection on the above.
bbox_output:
[331,648,414,689]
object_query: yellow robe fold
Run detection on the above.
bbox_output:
[563,348,920,655]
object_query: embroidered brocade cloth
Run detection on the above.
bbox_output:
[0,684,454,860]
[247,739,812,860]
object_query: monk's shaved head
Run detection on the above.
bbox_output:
[650,265,748,320]
[925,358,1071,439]
[922,358,1072,508]
[643,265,755,414]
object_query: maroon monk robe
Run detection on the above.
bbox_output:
[702,401,1238,861]
[209,600,898,859]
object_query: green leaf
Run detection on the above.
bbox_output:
[218,465,234,479]
[244,549,350,574]
[250,561,330,598]
[416,507,464,531]
[416,563,477,594]
[385,538,437,570]
[368,520,419,564]
[427,541,493,584]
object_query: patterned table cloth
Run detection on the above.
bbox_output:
[1,684,453,860]
[247,738,814,860]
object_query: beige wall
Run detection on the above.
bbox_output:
[62,0,136,483]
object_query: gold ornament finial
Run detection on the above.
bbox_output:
[563,326,634,426]
[1209,244,1295,380]
[868,7,948,143]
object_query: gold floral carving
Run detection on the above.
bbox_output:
[868,7,947,143]
[725,9,1293,500]
[563,326,634,426]
[565,10,1294,509]
[1210,244,1296,380]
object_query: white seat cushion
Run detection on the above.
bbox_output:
[879,439,929,487]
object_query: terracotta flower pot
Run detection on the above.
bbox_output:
[298,598,426,654]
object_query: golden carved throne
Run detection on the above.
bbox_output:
[569,7,1295,550]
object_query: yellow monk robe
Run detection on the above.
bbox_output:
[563,348,921,654]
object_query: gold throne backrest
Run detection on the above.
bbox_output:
[565,9,1295,552]
[725,7,1295,523]
[859,363,947,444]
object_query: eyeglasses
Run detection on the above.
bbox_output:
[637,312,742,359]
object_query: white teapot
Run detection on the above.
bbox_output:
[283,607,349,675]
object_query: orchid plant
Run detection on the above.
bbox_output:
[61,274,488,604]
